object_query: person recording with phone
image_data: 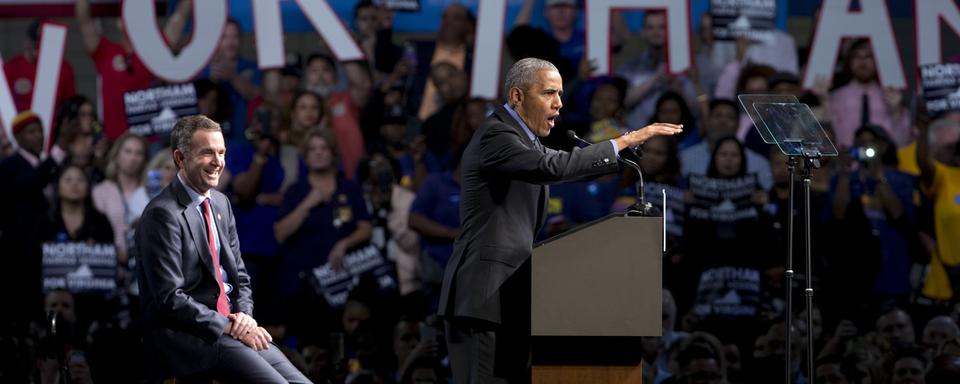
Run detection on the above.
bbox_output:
[227,103,291,315]
[825,124,917,315]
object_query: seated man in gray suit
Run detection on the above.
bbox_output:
[439,57,683,383]
[136,115,310,383]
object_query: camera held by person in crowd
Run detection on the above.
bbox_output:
[247,106,276,143]
[245,105,282,166]
[850,145,878,164]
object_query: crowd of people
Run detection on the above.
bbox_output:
[1,0,960,383]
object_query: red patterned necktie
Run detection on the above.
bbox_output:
[201,198,230,317]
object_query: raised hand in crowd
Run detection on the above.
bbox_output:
[39,351,95,384]
[0,130,12,158]
[68,353,95,384]
[210,57,238,83]
[328,240,348,272]
[818,319,859,359]
[625,63,667,108]
[735,36,752,63]
[399,331,441,379]
[810,74,832,102]
[578,57,598,80]
[751,189,769,207]
[883,86,906,119]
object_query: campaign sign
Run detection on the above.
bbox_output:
[711,0,777,42]
[311,244,397,307]
[123,83,199,137]
[694,265,762,319]
[381,0,420,12]
[920,63,960,116]
[42,242,117,293]
[687,174,759,223]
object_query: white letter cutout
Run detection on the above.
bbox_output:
[0,22,66,153]
[255,0,365,69]
[123,0,226,83]
[587,0,691,75]
[802,0,905,88]
[916,0,960,66]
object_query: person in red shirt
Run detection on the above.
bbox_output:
[3,19,76,114]
[327,61,370,180]
[75,0,192,140]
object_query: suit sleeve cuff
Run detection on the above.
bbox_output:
[609,139,620,160]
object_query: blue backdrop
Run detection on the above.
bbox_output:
[218,0,789,34]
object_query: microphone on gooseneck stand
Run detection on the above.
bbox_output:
[565,131,658,217]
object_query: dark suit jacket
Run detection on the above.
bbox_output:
[0,153,58,319]
[438,105,619,325]
[136,177,253,379]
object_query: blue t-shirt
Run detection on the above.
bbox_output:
[422,150,452,174]
[199,58,261,141]
[276,177,371,296]
[409,172,461,266]
[554,27,586,80]
[226,140,287,257]
[826,169,916,296]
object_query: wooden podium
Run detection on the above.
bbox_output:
[531,215,662,384]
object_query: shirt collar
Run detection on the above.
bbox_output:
[177,172,209,208]
[502,103,538,144]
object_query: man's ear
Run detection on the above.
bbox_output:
[173,149,184,169]
[509,87,523,108]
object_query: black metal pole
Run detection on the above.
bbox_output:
[785,156,797,384]
[803,162,815,384]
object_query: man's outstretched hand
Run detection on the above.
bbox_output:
[615,123,683,151]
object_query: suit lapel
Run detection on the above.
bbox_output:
[493,105,539,150]
[493,105,550,230]
[172,179,218,282]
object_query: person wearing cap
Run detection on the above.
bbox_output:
[0,111,60,324]
[2,18,75,114]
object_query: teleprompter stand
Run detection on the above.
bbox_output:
[739,94,838,384]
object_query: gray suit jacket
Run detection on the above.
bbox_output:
[136,177,253,379]
[438,104,619,325]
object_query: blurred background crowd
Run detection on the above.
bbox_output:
[1,0,960,383]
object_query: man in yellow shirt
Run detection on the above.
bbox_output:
[899,116,960,176]
[918,118,960,301]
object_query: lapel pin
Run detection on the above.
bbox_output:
[217,213,221,221]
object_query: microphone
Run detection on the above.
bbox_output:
[566,130,591,148]
[565,131,658,217]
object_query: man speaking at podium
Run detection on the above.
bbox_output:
[438,58,682,383]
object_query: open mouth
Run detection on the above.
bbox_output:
[547,114,559,126]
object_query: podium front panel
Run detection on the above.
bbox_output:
[532,215,662,337]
